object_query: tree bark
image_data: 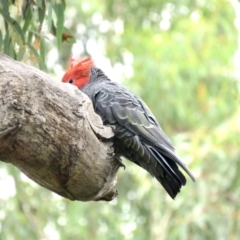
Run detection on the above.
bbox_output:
[0,53,121,201]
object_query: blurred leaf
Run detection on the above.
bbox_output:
[47,1,53,30]
[22,6,32,33]
[21,0,32,18]
[0,9,25,44]
[26,42,40,62]
[1,0,9,13]
[53,2,64,49]
[27,30,33,43]
[3,30,10,54]
[39,37,45,69]
[17,45,24,61]
[37,0,46,30]
[0,30,2,50]
[0,0,67,69]
[8,39,15,58]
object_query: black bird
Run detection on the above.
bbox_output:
[62,57,195,198]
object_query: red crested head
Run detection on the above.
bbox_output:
[62,57,94,88]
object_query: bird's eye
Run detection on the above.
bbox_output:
[69,79,74,84]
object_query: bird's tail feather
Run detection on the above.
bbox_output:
[159,144,195,182]
[114,126,195,198]
[139,144,194,199]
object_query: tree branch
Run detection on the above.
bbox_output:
[0,54,121,201]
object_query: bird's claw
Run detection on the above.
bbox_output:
[113,154,126,169]
[118,161,126,169]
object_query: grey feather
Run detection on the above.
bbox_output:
[81,67,195,199]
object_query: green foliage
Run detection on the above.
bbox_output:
[0,0,71,69]
[0,0,240,239]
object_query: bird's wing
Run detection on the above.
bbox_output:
[94,82,195,183]
[95,82,172,148]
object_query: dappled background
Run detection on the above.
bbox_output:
[0,0,239,239]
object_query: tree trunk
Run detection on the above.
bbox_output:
[0,54,121,201]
